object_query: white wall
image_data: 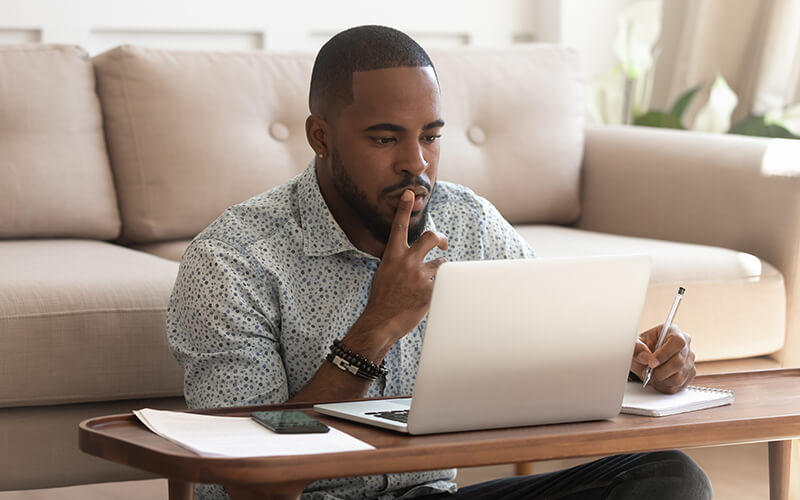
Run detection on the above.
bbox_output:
[536,0,637,82]
[0,0,537,54]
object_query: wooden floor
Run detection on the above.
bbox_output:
[0,442,768,499]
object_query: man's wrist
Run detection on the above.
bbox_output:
[342,312,403,363]
[326,340,388,381]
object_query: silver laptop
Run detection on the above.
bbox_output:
[314,255,651,435]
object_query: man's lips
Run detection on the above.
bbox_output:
[388,185,428,197]
[411,193,426,212]
[387,187,429,212]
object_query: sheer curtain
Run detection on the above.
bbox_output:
[749,0,800,113]
[652,0,800,121]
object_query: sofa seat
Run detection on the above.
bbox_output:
[0,240,183,408]
[130,225,785,365]
[129,224,785,365]
[516,225,785,363]
[130,239,193,262]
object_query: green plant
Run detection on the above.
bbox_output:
[589,0,799,139]
[633,85,701,130]
[633,79,800,139]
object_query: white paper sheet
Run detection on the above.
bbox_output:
[134,408,374,457]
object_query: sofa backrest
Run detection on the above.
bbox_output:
[432,46,584,225]
[93,46,315,244]
[93,45,584,245]
[0,45,120,239]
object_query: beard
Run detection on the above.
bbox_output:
[330,146,431,246]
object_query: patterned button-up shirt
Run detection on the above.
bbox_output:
[167,161,535,499]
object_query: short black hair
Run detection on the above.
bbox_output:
[309,25,436,119]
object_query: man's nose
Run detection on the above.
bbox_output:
[396,141,429,176]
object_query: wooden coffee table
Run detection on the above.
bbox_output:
[80,369,800,499]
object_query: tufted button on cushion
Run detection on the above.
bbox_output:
[467,125,486,145]
[270,121,290,141]
[93,47,314,243]
[431,47,584,225]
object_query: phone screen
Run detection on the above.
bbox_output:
[251,410,330,434]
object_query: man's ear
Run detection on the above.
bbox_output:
[305,114,329,158]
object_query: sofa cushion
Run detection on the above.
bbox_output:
[0,240,182,407]
[0,397,186,490]
[432,46,584,225]
[93,46,316,244]
[130,239,192,262]
[93,45,583,244]
[0,45,120,239]
[516,225,786,362]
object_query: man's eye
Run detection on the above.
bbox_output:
[372,137,396,145]
[422,134,442,144]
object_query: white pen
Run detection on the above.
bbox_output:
[642,287,686,388]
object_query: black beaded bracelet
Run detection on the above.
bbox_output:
[326,339,388,381]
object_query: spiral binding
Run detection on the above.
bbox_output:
[686,385,734,395]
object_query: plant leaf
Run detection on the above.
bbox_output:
[765,104,800,136]
[669,84,702,120]
[634,111,686,129]
[729,115,798,139]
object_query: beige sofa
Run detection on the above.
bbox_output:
[1,43,798,491]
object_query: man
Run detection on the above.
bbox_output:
[168,25,712,499]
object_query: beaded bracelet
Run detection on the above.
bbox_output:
[326,339,388,381]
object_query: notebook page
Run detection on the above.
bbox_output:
[621,383,734,417]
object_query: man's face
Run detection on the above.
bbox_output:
[323,66,443,245]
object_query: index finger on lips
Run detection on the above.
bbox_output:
[387,190,414,252]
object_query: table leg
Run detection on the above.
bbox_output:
[168,478,193,500]
[768,440,800,500]
[225,480,308,500]
[515,462,535,476]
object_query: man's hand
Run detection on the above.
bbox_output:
[360,189,448,345]
[290,190,448,403]
[631,324,696,394]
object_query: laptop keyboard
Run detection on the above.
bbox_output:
[365,409,409,423]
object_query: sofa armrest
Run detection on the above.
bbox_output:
[577,125,800,366]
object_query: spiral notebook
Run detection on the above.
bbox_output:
[621,382,734,417]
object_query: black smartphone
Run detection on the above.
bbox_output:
[251,410,330,434]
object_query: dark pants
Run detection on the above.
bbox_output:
[419,451,713,500]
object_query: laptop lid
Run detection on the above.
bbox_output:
[407,255,650,434]
[316,255,651,435]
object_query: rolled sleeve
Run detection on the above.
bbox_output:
[167,238,288,409]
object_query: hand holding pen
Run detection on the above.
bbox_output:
[643,287,685,387]
[631,287,697,394]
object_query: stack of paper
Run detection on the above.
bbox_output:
[134,408,374,457]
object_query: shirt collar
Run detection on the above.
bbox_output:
[298,160,356,257]
[297,159,437,258]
